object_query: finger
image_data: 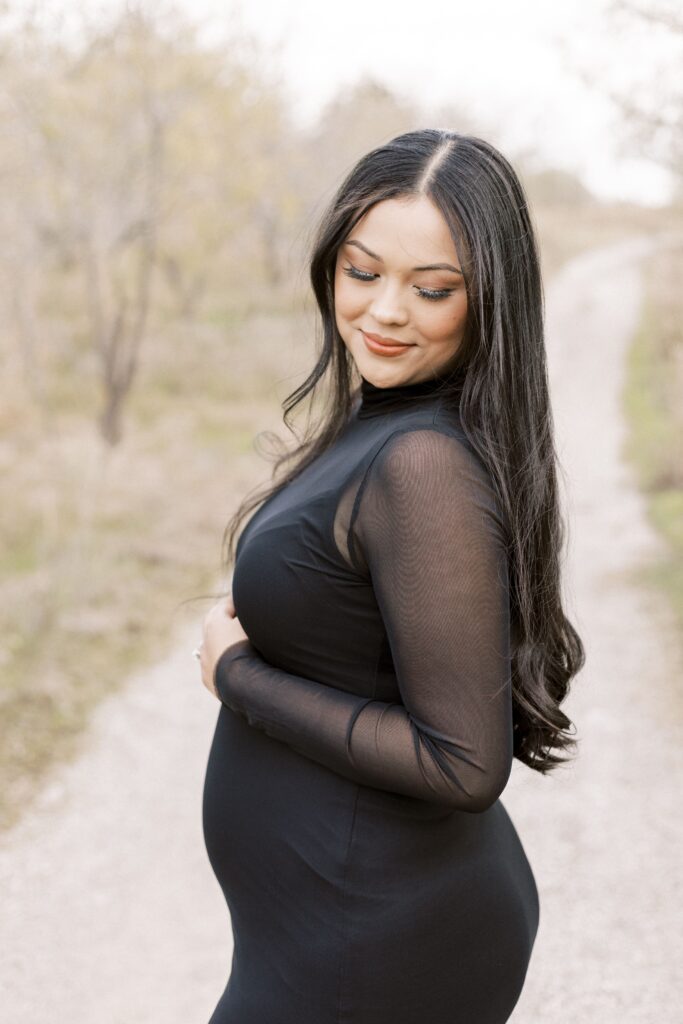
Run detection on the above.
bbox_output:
[199,652,213,696]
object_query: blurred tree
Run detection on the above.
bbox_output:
[522,167,596,207]
[559,0,682,194]
[1,5,194,443]
[156,28,303,316]
[608,2,682,185]
[0,1,300,445]
[300,77,422,216]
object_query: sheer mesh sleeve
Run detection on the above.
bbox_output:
[214,428,513,812]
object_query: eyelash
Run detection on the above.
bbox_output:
[342,264,454,302]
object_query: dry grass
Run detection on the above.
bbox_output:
[0,297,318,830]
[534,199,675,280]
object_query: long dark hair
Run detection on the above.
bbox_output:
[220,128,585,774]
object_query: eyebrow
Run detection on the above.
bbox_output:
[344,239,463,275]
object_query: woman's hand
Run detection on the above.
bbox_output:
[199,590,249,698]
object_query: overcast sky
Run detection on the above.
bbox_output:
[19,0,680,205]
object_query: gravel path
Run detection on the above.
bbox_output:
[508,232,683,1021]
[1,235,681,1023]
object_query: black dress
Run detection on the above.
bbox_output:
[202,369,540,1023]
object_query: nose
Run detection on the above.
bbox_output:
[368,279,409,327]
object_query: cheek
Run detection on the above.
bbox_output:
[417,295,467,343]
[334,273,366,323]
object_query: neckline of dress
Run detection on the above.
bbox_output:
[357,365,467,419]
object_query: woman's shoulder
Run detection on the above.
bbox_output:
[374,402,480,464]
[364,411,486,490]
[352,417,508,547]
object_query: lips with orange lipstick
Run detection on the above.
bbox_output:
[361,330,415,357]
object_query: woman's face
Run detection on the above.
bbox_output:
[333,194,468,387]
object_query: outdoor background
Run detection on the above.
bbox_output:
[0,0,681,1020]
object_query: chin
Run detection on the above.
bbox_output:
[355,354,408,386]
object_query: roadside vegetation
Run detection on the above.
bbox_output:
[622,241,683,653]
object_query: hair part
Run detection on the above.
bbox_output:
[416,137,456,192]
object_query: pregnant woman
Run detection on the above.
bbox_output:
[197,128,585,1023]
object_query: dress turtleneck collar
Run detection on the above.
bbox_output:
[357,365,467,419]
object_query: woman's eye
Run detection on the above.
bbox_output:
[342,264,376,282]
[415,287,453,302]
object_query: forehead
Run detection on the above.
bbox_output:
[347,195,458,263]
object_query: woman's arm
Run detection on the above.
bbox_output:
[215,428,513,812]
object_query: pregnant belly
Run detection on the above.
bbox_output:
[202,704,357,910]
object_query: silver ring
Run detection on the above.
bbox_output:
[193,647,202,661]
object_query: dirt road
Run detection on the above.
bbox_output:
[1,235,681,1022]
[508,233,683,1021]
